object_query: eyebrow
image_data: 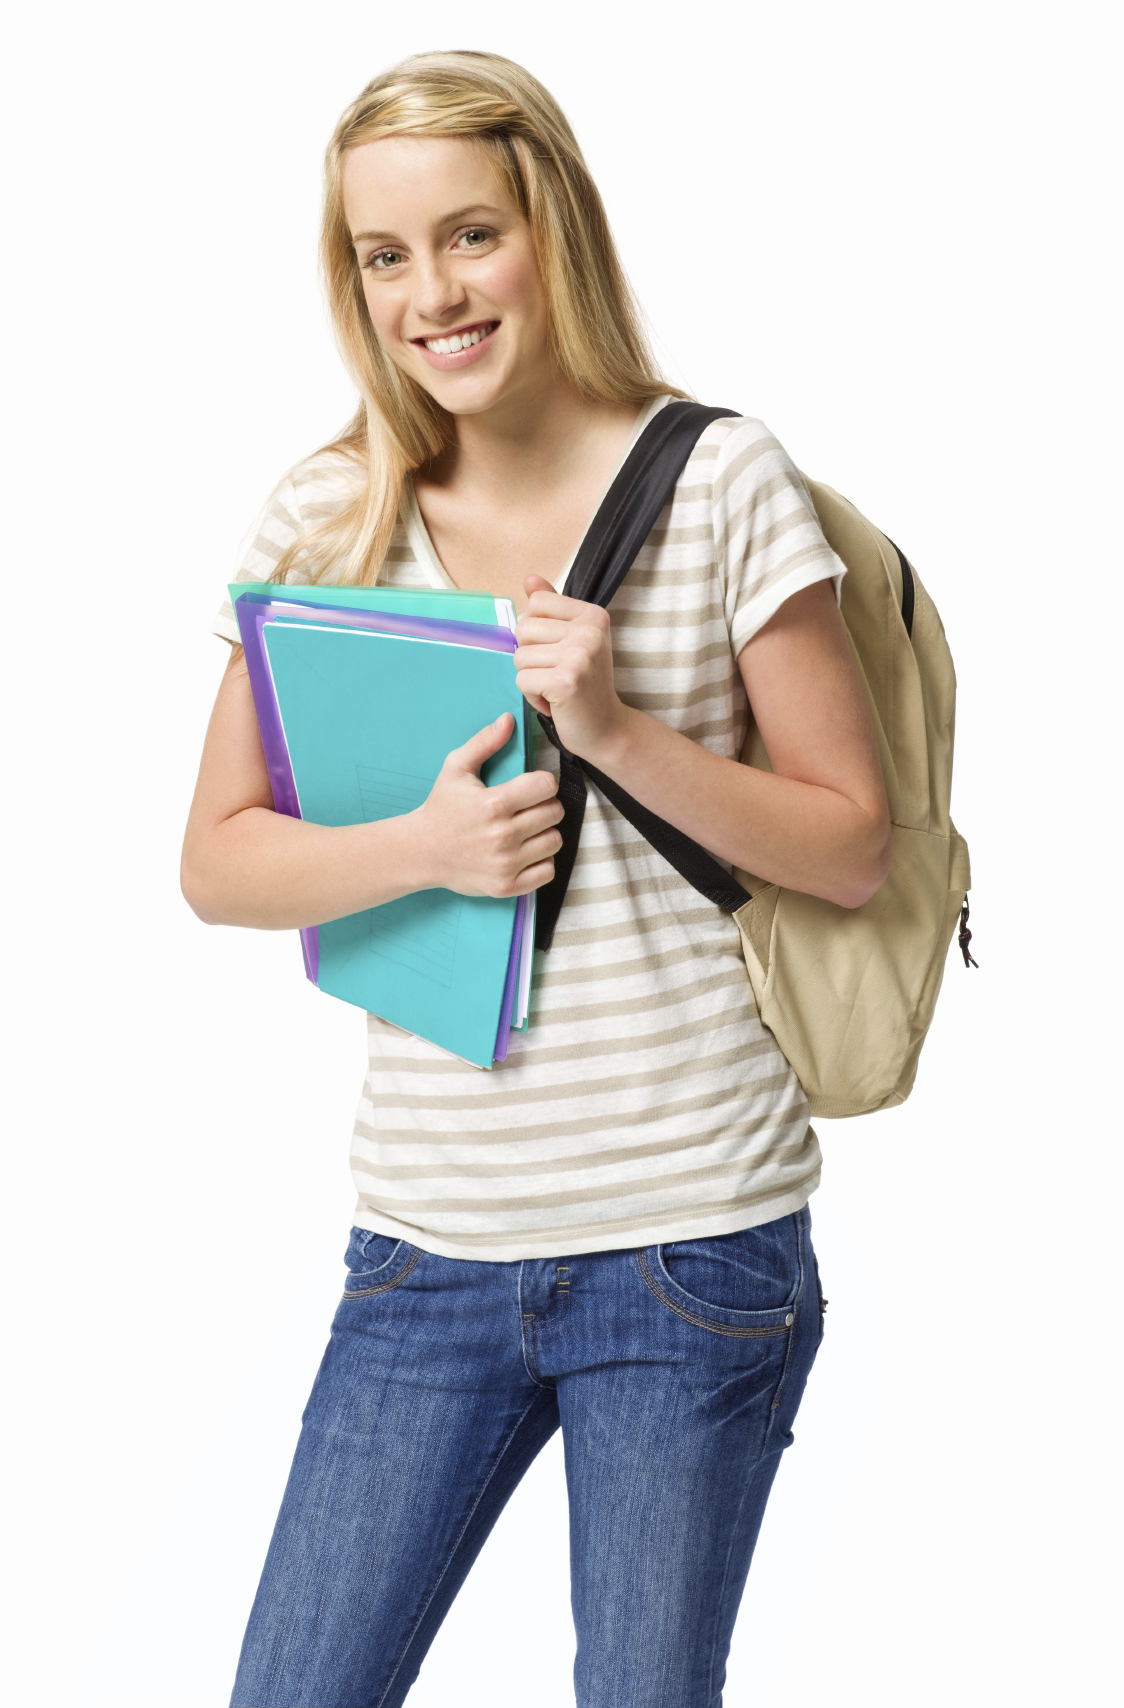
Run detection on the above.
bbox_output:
[350,205,508,244]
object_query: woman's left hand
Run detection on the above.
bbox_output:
[513,574,630,764]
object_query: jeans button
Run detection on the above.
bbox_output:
[785,1313,794,1326]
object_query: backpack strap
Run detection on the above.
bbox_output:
[534,401,750,949]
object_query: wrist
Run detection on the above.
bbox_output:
[575,701,644,777]
[357,809,435,902]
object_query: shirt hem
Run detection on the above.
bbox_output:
[348,1171,821,1263]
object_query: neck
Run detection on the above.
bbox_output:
[426,373,645,504]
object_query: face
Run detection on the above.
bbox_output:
[341,135,552,418]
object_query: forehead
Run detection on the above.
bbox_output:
[341,135,514,235]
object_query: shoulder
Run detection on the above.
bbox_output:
[680,414,814,511]
[281,442,365,523]
[232,443,365,586]
[669,414,844,635]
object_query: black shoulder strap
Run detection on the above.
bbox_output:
[534,401,751,950]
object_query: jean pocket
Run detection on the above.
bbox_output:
[341,1228,421,1299]
[658,1218,800,1314]
[637,1235,798,1340]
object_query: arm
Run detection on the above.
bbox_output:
[512,575,892,909]
[180,646,563,929]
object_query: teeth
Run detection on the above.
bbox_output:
[423,325,491,354]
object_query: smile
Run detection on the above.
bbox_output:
[411,321,499,364]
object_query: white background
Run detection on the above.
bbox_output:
[2,1,1120,1703]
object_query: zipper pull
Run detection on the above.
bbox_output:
[958,898,978,968]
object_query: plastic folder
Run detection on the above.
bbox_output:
[230,580,517,630]
[232,586,533,1068]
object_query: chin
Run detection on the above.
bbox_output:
[420,373,510,416]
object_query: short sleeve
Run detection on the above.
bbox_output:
[709,419,846,659]
[211,476,307,644]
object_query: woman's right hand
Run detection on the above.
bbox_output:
[182,655,562,930]
[414,713,563,898]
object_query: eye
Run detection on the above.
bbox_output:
[456,228,494,251]
[364,248,404,271]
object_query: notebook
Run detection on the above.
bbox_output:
[248,605,531,1068]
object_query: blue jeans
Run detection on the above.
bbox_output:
[232,1208,824,1708]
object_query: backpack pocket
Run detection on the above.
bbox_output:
[733,824,970,1118]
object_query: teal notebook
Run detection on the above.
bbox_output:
[263,619,526,1068]
[229,581,515,628]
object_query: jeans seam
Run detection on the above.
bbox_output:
[517,1262,557,1389]
[374,1391,548,1708]
[635,1249,791,1339]
[765,1212,806,1432]
[708,1428,762,1704]
[339,1246,423,1299]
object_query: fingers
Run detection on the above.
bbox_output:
[441,713,516,779]
[489,767,559,811]
[508,856,558,895]
[517,585,609,627]
[514,617,604,649]
[517,826,564,864]
[511,796,565,838]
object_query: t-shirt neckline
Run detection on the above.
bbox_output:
[399,394,673,594]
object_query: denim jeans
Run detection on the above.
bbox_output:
[231,1207,824,1708]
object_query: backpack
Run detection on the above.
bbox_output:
[534,401,975,1118]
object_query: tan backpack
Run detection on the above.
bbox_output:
[536,403,974,1118]
[732,481,973,1117]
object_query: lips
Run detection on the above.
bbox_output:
[410,320,499,368]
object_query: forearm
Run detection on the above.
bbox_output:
[181,806,428,929]
[583,706,891,908]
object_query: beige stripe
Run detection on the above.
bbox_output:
[356,1140,813,1216]
[710,433,786,504]
[548,905,726,950]
[356,1074,802,1147]
[685,714,751,745]
[608,680,735,714]
[532,951,737,992]
[360,1037,781,1113]
[357,1175,819,1250]
[351,1105,805,1181]
[542,915,735,953]
[368,968,752,1060]
[613,644,734,674]
[246,532,285,564]
[555,867,710,908]
[525,968,748,1025]
[714,505,811,571]
[716,466,806,518]
[367,1009,771,1080]
[600,601,726,631]
[635,520,719,550]
[611,567,717,594]
[532,938,744,988]
[611,566,718,595]
[741,544,838,597]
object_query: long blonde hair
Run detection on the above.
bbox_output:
[274,50,681,586]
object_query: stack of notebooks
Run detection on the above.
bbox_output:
[231,582,535,1069]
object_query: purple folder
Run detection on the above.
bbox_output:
[233,593,525,1061]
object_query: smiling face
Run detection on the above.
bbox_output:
[342,135,553,419]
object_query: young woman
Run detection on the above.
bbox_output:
[182,50,891,1708]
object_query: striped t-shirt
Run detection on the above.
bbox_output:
[213,400,845,1261]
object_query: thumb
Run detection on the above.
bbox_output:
[442,713,516,780]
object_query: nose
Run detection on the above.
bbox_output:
[412,253,468,327]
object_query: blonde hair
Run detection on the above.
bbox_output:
[273,50,680,586]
